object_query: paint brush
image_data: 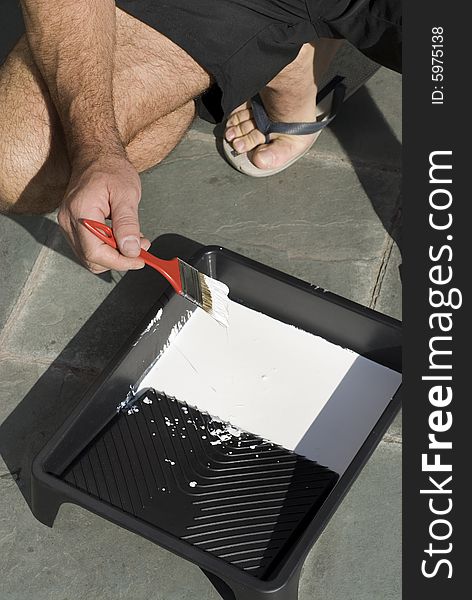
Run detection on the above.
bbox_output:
[80,219,229,326]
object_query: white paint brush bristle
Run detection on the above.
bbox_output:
[178,259,229,327]
[198,273,230,327]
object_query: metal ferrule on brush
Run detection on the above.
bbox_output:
[179,260,205,308]
[178,260,229,326]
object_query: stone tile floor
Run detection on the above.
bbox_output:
[0,13,402,596]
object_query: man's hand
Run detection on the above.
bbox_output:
[58,155,150,273]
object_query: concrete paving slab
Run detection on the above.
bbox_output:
[317,68,402,169]
[0,358,92,503]
[365,68,402,144]
[140,137,400,305]
[0,215,54,330]
[1,233,121,367]
[386,410,402,442]
[374,241,402,321]
[0,229,171,369]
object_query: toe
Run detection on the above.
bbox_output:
[226,107,252,128]
[251,145,276,169]
[226,118,256,142]
[232,128,266,154]
[252,136,303,170]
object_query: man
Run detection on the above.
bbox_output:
[0,0,401,273]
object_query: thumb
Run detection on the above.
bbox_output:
[112,198,142,258]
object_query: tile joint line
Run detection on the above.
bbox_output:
[0,223,59,349]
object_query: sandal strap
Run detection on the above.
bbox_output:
[251,75,346,143]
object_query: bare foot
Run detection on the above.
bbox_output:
[224,97,318,171]
[224,40,342,171]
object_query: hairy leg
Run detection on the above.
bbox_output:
[126,102,197,172]
[225,39,342,170]
[0,8,210,214]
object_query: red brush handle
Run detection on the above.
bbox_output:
[79,218,183,293]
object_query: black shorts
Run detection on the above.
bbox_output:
[116,0,402,122]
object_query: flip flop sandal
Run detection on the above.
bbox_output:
[223,76,346,178]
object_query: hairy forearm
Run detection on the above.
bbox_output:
[21,0,124,165]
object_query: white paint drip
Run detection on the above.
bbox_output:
[117,385,138,413]
[133,308,164,346]
[203,417,245,446]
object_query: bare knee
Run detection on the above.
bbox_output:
[0,119,71,215]
[0,174,66,216]
[0,36,69,214]
[113,8,210,142]
[0,127,70,215]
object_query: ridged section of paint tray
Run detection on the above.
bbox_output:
[61,389,338,579]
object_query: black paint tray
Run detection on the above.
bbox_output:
[31,235,402,600]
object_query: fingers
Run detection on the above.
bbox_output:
[110,190,142,258]
[84,244,145,274]
[84,235,150,274]
[57,156,147,273]
[61,205,145,273]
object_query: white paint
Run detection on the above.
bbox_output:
[141,308,163,335]
[131,310,194,406]
[133,308,164,346]
[138,301,401,473]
